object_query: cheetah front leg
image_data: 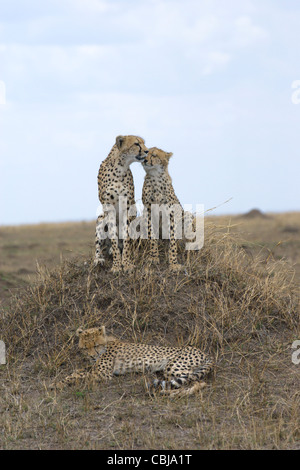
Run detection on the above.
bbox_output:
[122,235,135,273]
[50,356,115,390]
[147,208,160,266]
[94,212,123,272]
[110,238,123,273]
[94,215,107,267]
[168,212,183,272]
[105,209,122,273]
[50,368,94,390]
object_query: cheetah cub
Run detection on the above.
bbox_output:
[94,135,148,273]
[142,147,191,272]
[51,326,213,397]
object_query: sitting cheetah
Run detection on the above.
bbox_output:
[94,135,148,273]
[51,326,213,397]
[142,147,194,271]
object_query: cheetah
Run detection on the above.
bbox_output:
[51,326,213,397]
[94,135,148,273]
[142,147,194,272]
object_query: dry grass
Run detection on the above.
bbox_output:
[0,215,299,449]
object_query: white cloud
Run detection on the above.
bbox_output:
[0,0,272,103]
[71,0,113,13]
[0,0,300,224]
[233,16,269,47]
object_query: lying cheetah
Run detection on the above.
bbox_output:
[94,135,148,273]
[51,326,213,397]
[142,147,194,271]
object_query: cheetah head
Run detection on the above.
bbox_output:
[142,147,173,176]
[76,326,111,356]
[116,135,148,164]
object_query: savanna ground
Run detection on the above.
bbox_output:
[0,211,299,450]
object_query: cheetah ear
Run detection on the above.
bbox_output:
[166,152,173,160]
[99,326,106,336]
[76,327,84,337]
[116,135,125,150]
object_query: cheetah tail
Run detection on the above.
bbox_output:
[160,381,207,398]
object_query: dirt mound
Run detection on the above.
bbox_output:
[2,230,297,377]
[242,208,269,219]
[1,227,299,449]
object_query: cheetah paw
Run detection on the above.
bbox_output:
[93,257,105,267]
[123,263,135,273]
[169,264,185,273]
[110,264,122,274]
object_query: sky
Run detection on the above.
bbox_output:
[0,0,299,225]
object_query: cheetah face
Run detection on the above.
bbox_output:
[76,326,107,351]
[116,135,148,164]
[142,147,173,175]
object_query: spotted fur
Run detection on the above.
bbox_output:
[51,326,213,397]
[142,147,192,271]
[94,135,148,272]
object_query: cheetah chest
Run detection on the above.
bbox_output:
[101,172,134,204]
[143,179,178,207]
